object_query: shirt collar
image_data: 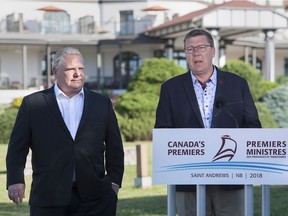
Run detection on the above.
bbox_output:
[191,66,217,85]
[54,83,84,98]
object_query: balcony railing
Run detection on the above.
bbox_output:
[1,16,155,37]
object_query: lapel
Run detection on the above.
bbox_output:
[214,67,226,98]
[182,71,204,127]
[75,88,90,139]
[43,86,72,139]
[211,68,226,127]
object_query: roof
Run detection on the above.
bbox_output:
[144,0,288,40]
[146,1,267,32]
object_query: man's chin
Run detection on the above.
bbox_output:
[71,82,83,88]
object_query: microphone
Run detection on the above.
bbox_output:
[214,96,240,128]
[215,96,225,109]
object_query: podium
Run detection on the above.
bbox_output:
[153,128,288,216]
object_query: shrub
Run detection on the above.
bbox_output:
[260,85,288,128]
[117,113,155,141]
[276,75,288,85]
[116,92,159,141]
[0,104,5,115]
[260,80,279,98]
[116,92,158,118]
[255,102,278,128]
[11,97,23,109]
[0,97,23,144]
[128,58,186,93]
[0,108,18,144]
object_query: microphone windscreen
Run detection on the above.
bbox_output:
[215,96,225,108]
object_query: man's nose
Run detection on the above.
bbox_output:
[74,68,81,76]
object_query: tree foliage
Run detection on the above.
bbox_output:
[255,102,277,128]
[0,97,23,144]
[260,85,288,128]
[0,108,18,144]
[127,58,185,93]
[276,75,288,85]
[11,97,23,108]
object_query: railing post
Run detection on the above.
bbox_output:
[262,185,270,216]
[167,185,176,216]
[245,185,254,216]
[196,185,206,216]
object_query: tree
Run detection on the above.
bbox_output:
[260,85,288,128]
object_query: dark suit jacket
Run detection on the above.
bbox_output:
[154,67,261,192]
[6,87,124,206]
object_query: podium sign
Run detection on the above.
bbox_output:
[153,128,288,185]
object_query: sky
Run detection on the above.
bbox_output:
[0,1,99,22]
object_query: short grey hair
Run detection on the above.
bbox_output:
[183,29,214,49]
[51,47,84,72]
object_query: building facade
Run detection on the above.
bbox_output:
[0,0,287,91]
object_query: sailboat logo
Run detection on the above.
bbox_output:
[213,135,237,162]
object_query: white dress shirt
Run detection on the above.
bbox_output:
[54,84,84,139]
[191,68,217,128]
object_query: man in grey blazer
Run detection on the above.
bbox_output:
[155,29,261,216]
[6,47,124,216]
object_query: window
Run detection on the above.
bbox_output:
[173,51,188,69]
[113,51,140,89]
[240,55,262,71]
[120,10,134,35]
[154,50,188,69]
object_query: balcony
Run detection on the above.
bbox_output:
[0,12,157,38]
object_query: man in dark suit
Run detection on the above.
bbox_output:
[6,47,124,216]
[155,29,261,216]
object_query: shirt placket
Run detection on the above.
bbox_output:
[69,97,77,140]
[202,87,210,128]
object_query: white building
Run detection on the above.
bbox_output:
[0,0,287,93]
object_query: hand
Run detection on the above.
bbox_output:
[111,183,119,195]
[8,183,25,204]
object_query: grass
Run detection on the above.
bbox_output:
[1,143,288,215]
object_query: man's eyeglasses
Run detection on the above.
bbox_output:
[185,45,212,54]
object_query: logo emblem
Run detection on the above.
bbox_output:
[213,135,237,162]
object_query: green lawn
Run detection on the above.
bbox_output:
[1,144,288,216]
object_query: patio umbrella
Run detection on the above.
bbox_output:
[142,5,169,11]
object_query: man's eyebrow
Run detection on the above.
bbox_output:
[65,66,74,70]
[65,66,84,70]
